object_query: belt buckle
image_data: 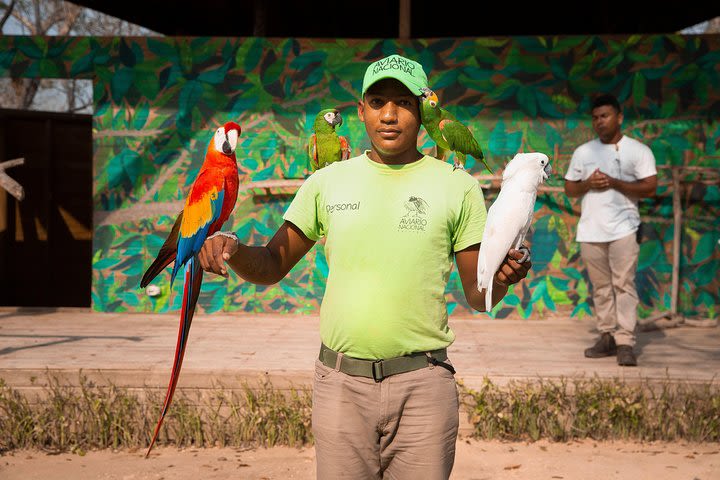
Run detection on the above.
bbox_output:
[372,360,384,382]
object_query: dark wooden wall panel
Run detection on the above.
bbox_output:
[0,109,92,307]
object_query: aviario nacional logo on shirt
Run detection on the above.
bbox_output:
[399,196,429,232]
[326,201,360,214]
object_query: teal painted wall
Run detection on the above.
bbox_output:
[2,35,718,319]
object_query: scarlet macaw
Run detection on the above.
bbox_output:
[140,121,242,457]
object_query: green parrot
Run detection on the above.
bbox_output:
[308,108,351,171]
[419,87,492,173]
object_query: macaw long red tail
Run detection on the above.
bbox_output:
[145,255,203,457]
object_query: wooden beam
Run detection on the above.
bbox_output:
[399,0,411,40]
[0,158,25,201]
[253,0,267,37]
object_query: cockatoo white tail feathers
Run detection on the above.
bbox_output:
[477,152,552,311]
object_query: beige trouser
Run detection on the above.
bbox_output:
[580,232,640,346]
[312,358,459,480]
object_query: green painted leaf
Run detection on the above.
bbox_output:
[107,148,142,190]
[290,51,327,69]
[691,234,718,264]
[431,70,459,89]
[119,39,136,67]
[70,53,94,76]
[328,79,356,102]
[17,38,45,59]
[93,257,121,270]
[517,86,537,117]
[133,103,150,130]
[198,63,229,85]
[632,72,646,105]
[488,121,522,157]
[569,52,595,78]
[111,68,134,104]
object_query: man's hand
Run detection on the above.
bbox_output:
[494,248,532,287]
[587,168,613,191]
[198,232,239,277]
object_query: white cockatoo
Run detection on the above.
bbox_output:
[477,152,552,310]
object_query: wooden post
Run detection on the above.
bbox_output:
[399,0,411,40]
[670,167,682,315]
[253,0,266,37]
[638,164,687,328]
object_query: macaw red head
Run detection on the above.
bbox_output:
[214,121,242,156]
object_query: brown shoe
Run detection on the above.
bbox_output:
[584,332,617,358]
[616,345,637,366]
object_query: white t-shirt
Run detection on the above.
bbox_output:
[565,135,657,242]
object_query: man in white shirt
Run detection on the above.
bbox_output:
[564,94,657,366]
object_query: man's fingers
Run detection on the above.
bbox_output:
[497,250,532,285]
[213,238,229,276]
[507,249,526,262]
[198,246,209,272]
[211,237,222,275]
[197,237,226,277]
[500,263,519,282]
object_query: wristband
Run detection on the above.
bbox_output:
[207,231,239,245]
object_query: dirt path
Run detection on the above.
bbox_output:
[2,439,717,479]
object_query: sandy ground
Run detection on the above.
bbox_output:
[1,439,718,480]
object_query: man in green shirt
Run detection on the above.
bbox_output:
[199,54,531,479]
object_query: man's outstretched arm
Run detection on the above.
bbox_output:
[198,221,316,285]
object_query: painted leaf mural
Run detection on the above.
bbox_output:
[1,34,718,319]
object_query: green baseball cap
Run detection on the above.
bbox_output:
[361,54,429,97]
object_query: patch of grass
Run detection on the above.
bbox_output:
[0,375,312,453]
[460,376,720,442]
[2,374,718,453]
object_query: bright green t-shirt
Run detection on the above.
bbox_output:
[283,152,487,359]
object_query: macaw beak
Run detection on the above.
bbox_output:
[224,128,239,154]
[333,112,343,127]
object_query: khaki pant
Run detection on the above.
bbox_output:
[312,358,459,480]
[580,232,640,346]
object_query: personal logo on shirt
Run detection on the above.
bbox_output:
[399,196,429,232]
[326,201,360,214]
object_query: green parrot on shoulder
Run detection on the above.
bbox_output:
[308,108,351,171]
[419,87,492,173]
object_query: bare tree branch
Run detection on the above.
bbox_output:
[0,0,17,31]
[32,0,40,31]
[68,100,91,113]
[12,8,34,31]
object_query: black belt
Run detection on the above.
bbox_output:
[319,343,455,382]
